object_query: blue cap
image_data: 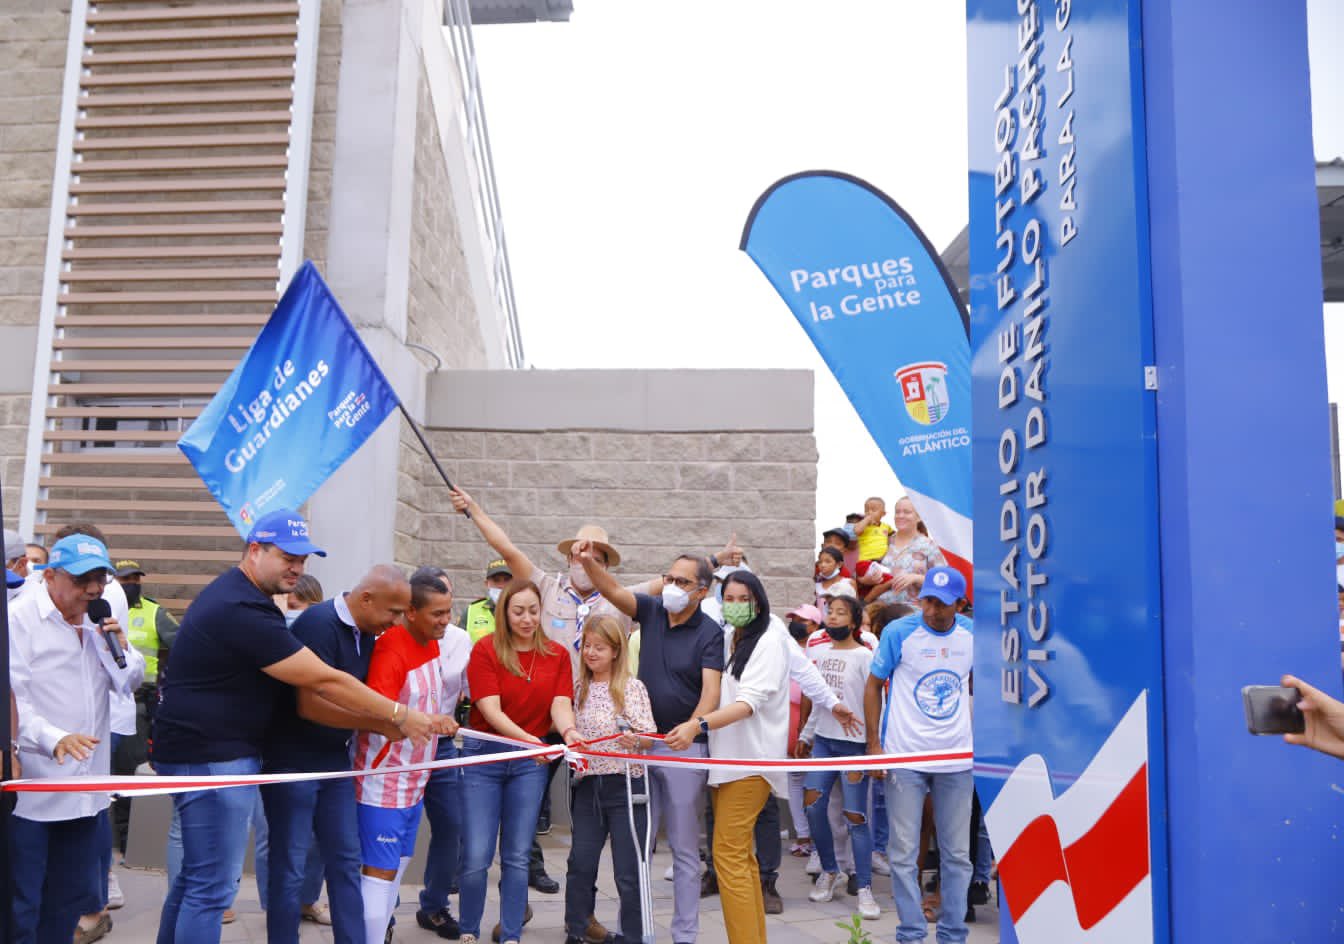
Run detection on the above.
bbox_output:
[244,509,327,557]
[918,566,967,605]
[5,568,23,589]
[39,533,114,576]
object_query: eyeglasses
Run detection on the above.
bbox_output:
[662,575,703,591]
[59,570,109,589]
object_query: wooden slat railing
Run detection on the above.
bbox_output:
[25,0,311,614]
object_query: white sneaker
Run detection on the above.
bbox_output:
[809,871,841,903]
[871,851,891,876]
[460,936,478,944]
[805,850,822,875]
[663,865,674,881]
[857,886,881,919]
[106,871,125,909]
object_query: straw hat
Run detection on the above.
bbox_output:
[557,524,621,567]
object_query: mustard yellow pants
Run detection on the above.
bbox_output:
[711,776,773,943]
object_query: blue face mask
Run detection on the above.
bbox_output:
[1337,540,1344,558]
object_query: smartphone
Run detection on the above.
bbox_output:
[1242,685,1305,735]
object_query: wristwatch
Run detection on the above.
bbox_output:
[697,716,710,736]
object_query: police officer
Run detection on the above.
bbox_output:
[110,560,179,858]
[463,558,513,644]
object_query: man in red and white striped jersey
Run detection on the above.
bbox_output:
[353,573,458,944]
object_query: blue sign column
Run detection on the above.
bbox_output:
[1143,2,1341,942]
[969,1,1341,942]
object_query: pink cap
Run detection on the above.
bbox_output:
[787,603,824,623]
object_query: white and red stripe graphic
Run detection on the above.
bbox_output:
[985,691,1153,944]
[353,636,443,808]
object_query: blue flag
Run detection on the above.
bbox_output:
[740,171,973,582]
[179,261,401,536]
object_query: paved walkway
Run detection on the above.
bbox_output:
[100,830,999,943]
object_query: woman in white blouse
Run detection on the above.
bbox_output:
[697,569,790,944]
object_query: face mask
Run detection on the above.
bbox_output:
[1336,541,1344,558]
[723,601,756,628]
[661,584,690,613]
[819,567,839,580]
[569,562,594,591]
[284,609,301,627]
[788,620,810,641]
[826,624,853,642]
[487,587,502,605]
[123,584,142,607]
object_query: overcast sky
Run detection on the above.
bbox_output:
[472,1,1341,531]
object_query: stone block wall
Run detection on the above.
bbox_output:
[302,0,343,272]
[397,369,819,617]
[0,4,67,525]
[407,68,487,369]
[0,2,65,330]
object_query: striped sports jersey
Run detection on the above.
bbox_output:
[353,624,443,808]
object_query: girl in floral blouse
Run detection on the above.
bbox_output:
[563,615,655,944]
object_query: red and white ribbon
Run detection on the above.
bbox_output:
[0,729,970,796]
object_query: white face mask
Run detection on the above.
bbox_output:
[487,587,502,605]
[819,567,839,580]
[661,584,690,613]
[569,562,594,591]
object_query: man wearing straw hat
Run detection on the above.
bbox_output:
[448,487,741,941]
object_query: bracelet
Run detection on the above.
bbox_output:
[391,702,404,726]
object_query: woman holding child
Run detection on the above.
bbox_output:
[869,497,946,606]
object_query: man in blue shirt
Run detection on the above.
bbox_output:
[262,564,413,944]
[577,548,725,944]
[153,511,443,944]
[865,566,974,944]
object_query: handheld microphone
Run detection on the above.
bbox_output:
[87,598,126,669]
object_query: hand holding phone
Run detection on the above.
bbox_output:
[1278,674,1344,761]
[1243,685,1305,735]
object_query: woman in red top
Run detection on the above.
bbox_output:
[459,580,581,944]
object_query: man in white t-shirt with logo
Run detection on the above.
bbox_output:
[865,566,973,944]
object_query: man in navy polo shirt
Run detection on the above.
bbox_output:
[153,511,444,944]
[576,547,724,944]
[262,563,413,944]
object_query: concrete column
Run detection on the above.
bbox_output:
[307,0,426,591]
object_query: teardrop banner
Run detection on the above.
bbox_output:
[740,171,972,590]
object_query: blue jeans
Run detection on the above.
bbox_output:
[155,758,261,944]
[167,785,283,911]
[872,781,889,856]
[803,735,873,888]
[419,737,462,913]
[11,813,101,944]
[262,772,362,944]
[93,806,112,913]
[565,774,647,940]
[885,768,973,943]
[457,739,549,942]
[973,799,993,883]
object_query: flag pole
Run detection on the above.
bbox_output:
[397,404,471,518]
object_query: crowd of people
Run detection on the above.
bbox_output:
[4,491,987,944]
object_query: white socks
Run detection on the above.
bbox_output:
[360,858,412,944]
[361,874,395,944]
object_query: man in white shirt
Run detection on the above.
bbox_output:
[9,533,145,943]
[865,567,974,944]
